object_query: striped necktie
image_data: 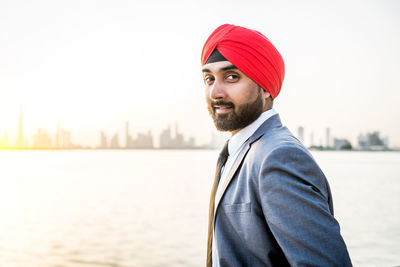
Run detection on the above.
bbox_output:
[206,141,229,267]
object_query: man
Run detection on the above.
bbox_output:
[202,24,352,267]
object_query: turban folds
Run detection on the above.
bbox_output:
[201,24,285,99]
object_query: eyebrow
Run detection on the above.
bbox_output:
[202,64,238,73]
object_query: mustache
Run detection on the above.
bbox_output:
[211,101,235,109]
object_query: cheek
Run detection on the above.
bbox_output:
[230,86,255,104]
[205,88,210,101]
[205,89,212,105]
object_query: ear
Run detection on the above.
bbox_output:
[260,88,273,111]
[261,89,271,100]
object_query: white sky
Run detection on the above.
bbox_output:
[1,0,399,147]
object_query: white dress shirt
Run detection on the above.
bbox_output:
[212,108,278,267]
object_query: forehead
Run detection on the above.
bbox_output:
[202,60,237,74]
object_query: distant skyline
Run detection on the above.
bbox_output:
[1,0,399,147]
[0,105,393,150]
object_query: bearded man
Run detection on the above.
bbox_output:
[202,24,352,267]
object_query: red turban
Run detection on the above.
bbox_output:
[201,24,285,99]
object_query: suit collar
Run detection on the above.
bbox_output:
[248,113,282,144]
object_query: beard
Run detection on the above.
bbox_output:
[207,92,263,132]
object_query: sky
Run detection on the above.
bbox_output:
[1,0,399,147]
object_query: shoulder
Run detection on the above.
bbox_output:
[247,126,330,200]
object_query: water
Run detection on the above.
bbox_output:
[0,150,399,267]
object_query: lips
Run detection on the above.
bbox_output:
[214,105,232,114]
[211,101,234,115]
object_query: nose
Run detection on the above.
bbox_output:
[209,79,226,100]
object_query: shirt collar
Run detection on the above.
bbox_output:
[228,108,277,156]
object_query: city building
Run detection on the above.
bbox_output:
[326,127,331,148]
[100,131,108,148]
[159,124,173,148]
[297,126,304,144]
[125,121,134,148]
[15,105,27,148]
[333,138,352,150]
[54,128,72,149]
[309,131,314,147]
[125,121,154,149]
[51,122,74,149]
[33,129,52,148]
[358,131,388,150]
[110,133,120,149]
[159,123,196,149]
[132,130,154,149]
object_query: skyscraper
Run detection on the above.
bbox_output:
[110,133,120,148]
[56,121,61,148]
[16,104,25,148]
[326,128,331,148]
[60,129,72,148]
[159,124,172,148]
[132,130,154,149]
[126,121,133,148]
[297,126,304,144]
[100,131,108,148]
[33,128,52,148]
[310,131,314,147]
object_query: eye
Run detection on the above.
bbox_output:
[204,75,215,85]
[225,73,240,82]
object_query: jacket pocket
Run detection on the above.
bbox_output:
[223,202,251,213]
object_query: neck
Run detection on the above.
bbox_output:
[230,129,241,136]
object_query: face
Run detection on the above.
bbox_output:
[202,61,270,134]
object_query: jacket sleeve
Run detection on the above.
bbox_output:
[258,145,352,267]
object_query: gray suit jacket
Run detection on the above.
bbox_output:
[213,114,352,266]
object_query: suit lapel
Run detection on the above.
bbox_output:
[213,114,283,216]
[215,141,251,212]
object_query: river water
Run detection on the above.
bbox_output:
[0,150,399,266]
